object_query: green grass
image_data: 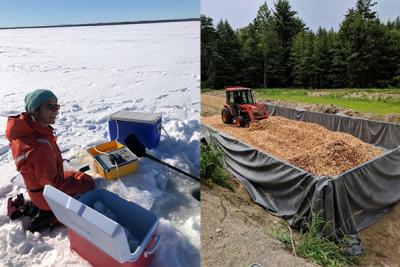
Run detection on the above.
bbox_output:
[268,212,356,267]
[296,212,355,267]
[255,88,400,115]
[267,224,292,248]
[200,141,234,191]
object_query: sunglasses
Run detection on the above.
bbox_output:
[47,103,61,111]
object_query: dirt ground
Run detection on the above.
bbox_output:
[201,94,225,117]
[201,92,400,267]
[202,180,400,267]
[201,180,317,267]
[358,203,400,266]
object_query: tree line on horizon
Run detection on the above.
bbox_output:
[201,0,400,89]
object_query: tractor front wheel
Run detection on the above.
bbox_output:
[236,115,246,127]
[243,113,250,127]
[221,108,233,124]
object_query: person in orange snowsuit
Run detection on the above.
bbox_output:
[6,89,94,212]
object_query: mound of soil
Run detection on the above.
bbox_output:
[202,92,400,123]
[201,94,225,117]
[202,115,382,176]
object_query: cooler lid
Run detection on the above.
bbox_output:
[109,111,162,124]
[43,185,131,263]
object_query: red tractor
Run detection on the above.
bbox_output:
[221,86,268,127]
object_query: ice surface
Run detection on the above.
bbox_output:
[0,21,200,266]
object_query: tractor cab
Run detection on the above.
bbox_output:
[221,86,268,127]
[226,88,254,106]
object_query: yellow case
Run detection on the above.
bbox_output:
[87,140,138,180]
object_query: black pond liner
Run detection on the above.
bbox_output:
[201,104,400,247]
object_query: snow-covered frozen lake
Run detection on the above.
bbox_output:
[0,21,200,266]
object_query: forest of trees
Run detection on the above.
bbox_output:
[201,0,400,89]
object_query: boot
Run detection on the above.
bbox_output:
[26,210,59,233]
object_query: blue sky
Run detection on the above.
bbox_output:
[202,0,400,31]
[0,0,199,27]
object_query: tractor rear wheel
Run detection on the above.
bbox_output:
[221,108,233,124]
[236,115,246,127]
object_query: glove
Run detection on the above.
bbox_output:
[7,194,25,220]
[14,194,25,207]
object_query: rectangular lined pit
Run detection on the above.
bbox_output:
[201,105,400,238]
[202,115,382,176]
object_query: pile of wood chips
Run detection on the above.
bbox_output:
[202,115,383,176]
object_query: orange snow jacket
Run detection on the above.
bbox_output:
[6,113,94,211]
